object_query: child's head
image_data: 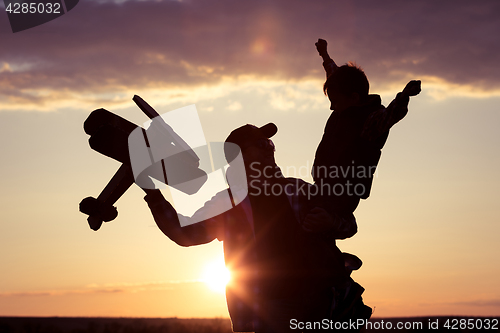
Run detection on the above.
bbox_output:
[323,62,369,112]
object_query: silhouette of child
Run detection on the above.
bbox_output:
[303,39,421,238]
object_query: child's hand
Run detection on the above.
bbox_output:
[402,80,421,97]
[315,39,329,56]
[303,206,334,232]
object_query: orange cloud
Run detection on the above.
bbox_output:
[0,280,204,297]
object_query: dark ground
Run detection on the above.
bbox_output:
[0,316,498,332]
[0,317,232,333]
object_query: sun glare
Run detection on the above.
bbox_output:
[202,259,231,293]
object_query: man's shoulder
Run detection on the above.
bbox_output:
[281,177,314,195]
[282,177,311,186]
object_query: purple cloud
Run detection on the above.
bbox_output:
[1,0,499,107]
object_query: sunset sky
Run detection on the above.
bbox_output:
[1,0,499,319]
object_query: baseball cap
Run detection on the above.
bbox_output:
[224,123,278,163]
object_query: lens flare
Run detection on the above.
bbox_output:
[202,260,231,293]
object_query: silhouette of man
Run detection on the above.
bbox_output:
[142,123,355,333]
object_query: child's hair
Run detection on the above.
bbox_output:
[323,62,369,99]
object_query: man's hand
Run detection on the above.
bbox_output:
[303,206,334,233]
[315,38,329,57]
[402,80,421,97]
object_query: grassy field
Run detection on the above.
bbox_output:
[0,316,498,332]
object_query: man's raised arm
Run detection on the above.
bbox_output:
[143,189,219,247]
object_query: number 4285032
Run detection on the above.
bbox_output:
[444,318,498,330]
[5,2,61,14]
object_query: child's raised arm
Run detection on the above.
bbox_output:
[402,80,422,97]
[315,38,338,78]
[361,80,421,141]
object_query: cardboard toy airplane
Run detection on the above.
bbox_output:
[79,96,207,231]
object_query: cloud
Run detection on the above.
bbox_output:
[0,280,203,297]
[226,101,242,111]
[1,0,499,110]
[419,298,500,308]
[452,299,500,307]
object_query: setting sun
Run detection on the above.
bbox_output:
[202,259,231,293]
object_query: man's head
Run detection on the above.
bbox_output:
[323,63,369,112]
[225,123,277,170]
